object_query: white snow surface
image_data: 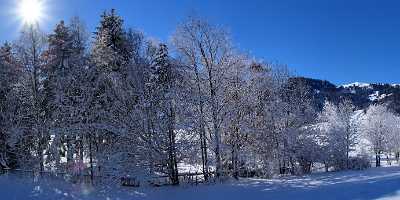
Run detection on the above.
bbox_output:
[369,91,392,101]
[341,82,371,89]
[3,166,400,200]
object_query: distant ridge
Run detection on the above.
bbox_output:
[291,77,400,113]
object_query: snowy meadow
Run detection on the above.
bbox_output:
[3,166,400,200]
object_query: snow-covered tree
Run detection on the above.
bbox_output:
[12,24,47,171]
[317,99,358,170]
[318,101,346,170]
[86,9,146,180]
[68,16,89,56]
[0,42,21,169]
[144,43,180,184]
[92,9,130,72]
[337,99,358,168]
[360,104,397,167]
[279,77,315,174]
[41,20,89,173]
[220,54,250,178]
[172,16,238,178]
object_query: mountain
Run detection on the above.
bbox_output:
[290,77,400,113]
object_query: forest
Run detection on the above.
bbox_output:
[1,9,400,186]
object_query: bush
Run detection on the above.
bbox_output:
[348,156,371,170]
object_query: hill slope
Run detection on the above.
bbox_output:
[291,77,400,113]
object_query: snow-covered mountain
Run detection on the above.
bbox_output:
[291,78,400,113]
[341,82,372,89]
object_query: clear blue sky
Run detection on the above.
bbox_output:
[1,0,400,85]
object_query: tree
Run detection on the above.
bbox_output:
[88,9,140,179]
[41,20,88,173]
[318,101,346,170]
[220,54,251,178]
[0,42,21,169]
[92,9,130,72]
[245,62,275,176]
[42,20,73,124]
[13,24,47,171]
[69,16,89,56]
[337,99,358,169]
[360,104,395,167]
[279,77,315,174]
[145,43,180,184]
[172,17,237,178]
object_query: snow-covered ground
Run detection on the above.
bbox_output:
[2,166,400,200]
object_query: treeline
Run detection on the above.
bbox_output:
[1,9,399,185]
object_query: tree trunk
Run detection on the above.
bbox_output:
[231,144,238,179]
[38,129,45,173]
[346,134,350,169]
[66,135,74,172]
[79,135,84,162]
[231,118,242,179]
[199,119,209,181]
[88,133,94,183]
[214,119,221,177]
[194,65,209,181]
[324,161,329,172]
[210,88,221,177]
[78,135,84,176]
[167,105,179,185]
[376,152,381,167]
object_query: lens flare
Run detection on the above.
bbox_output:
[17,0,44,24]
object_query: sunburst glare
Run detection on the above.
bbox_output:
[17,0,46,25]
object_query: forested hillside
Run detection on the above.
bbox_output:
[293,77,400,113]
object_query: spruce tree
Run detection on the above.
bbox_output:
[151,43,179,185]
[92,9,129,72]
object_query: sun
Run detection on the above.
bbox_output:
[17,0,45,25]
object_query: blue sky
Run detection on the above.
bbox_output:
[0,0,400,85]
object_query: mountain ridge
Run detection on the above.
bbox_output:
[291,77,400,113]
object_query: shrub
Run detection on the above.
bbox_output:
[348,156,371,170]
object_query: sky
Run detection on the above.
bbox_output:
[0,0,400,85]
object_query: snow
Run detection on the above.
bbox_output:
[369,91,392,101]
[3,166,400,200]
[369,91,380,101]
[379,93,393,100]
[341,82,371,89]
[177,163,211,174]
